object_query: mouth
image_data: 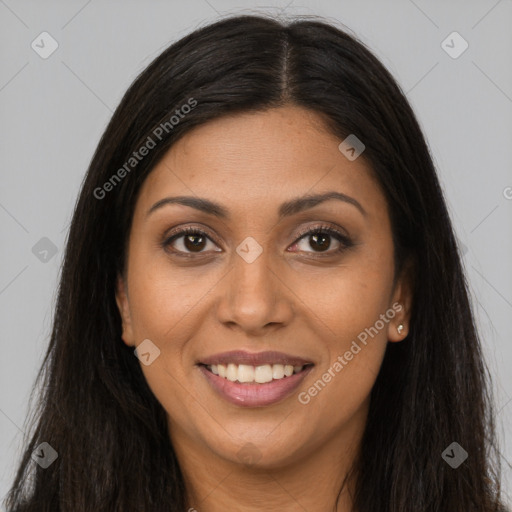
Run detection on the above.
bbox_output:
[197,351,314,407]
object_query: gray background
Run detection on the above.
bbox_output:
[1,0,511,506]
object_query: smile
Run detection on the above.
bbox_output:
[198,350,314,407]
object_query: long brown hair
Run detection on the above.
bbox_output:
[4,13,507,511]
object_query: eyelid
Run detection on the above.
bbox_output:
[163,224,222,252]
[293,222,351,243]
[288,223,354,256]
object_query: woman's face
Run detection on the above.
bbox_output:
[116,105,411,470]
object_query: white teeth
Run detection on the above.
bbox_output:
[237,364,255,383]
[254,364,273,383]
[207,363,306,383]
[272,364,285,379]
[226,363,238,382]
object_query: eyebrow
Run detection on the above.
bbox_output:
[146,191,367,220]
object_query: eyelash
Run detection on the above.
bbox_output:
[293,224,353,253]
[162,223,354,258]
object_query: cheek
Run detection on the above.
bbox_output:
[126,250,217,342]
[297,287,390,433]
[293,240,395,337]
[125,258,205,425]
[292,243,393,410]
[125,253,224,406]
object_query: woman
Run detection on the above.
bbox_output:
[4,13,507,512]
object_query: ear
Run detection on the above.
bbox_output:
[115,274,135,347]
[387,259,414,343]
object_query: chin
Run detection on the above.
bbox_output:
[206,429,307,470]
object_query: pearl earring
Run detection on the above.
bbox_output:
[397,324,404,334]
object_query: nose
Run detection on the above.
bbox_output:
[215,248,294,336]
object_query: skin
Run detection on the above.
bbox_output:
[115,105,412,511]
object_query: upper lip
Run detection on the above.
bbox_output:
[199,350,314,367]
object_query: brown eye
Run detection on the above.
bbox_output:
[164,228,221,255]
[290,225,353,255]
[182,233,207,252]
[310,233,331,251]
[295,232,340,253]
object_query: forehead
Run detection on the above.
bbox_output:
[134,106,386,218]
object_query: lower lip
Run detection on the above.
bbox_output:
[199,365,313,407]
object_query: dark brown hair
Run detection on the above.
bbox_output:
[4,13,507,511]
